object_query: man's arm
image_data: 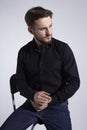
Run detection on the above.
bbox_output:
[51,43,80,104]
[16,48,36,101]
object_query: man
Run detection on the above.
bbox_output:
[1,6,80,130]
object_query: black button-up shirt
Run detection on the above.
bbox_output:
[16,38,80,104]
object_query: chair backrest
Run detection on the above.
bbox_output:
[10,74,18,111]
[10,74,18,94]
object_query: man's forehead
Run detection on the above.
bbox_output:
[34,16,52,26]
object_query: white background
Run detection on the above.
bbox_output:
[0,0,87,130]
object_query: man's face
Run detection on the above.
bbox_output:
[29,16,52,45]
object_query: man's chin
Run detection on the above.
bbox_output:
[35,37,52,46]
[43,38,52,44]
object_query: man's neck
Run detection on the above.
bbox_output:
[34,37,42,47]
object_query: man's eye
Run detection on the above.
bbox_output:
[40,28,45,30]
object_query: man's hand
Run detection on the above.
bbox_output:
[34,91,52,105]
[31,91,52,111]
[30,100,48,111]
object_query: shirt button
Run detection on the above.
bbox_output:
[40,62,43,65]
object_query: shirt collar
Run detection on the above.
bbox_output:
[32,38,52,52]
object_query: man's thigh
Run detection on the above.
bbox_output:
[1,101,38,130]
[43,102,72,130]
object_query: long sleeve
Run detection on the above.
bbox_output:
[16,48,36,101]
[51,43,80,104]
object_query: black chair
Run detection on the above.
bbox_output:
[10,74,43,130]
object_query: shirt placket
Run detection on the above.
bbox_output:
[39,48,46,90]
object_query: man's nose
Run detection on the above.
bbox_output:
[46,28,51,35]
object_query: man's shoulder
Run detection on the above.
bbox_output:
[53,38,68,47]
[18,40,33,54]
[53,38,68,53]
[53,38,73,57]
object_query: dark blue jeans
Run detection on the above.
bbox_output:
[1,101,72,130]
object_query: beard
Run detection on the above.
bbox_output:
[35,34,52,46]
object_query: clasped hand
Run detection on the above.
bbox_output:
[31,91,52,111]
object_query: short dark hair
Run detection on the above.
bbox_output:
[25,6,53,26]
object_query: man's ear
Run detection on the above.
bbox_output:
[28,26,33,34]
